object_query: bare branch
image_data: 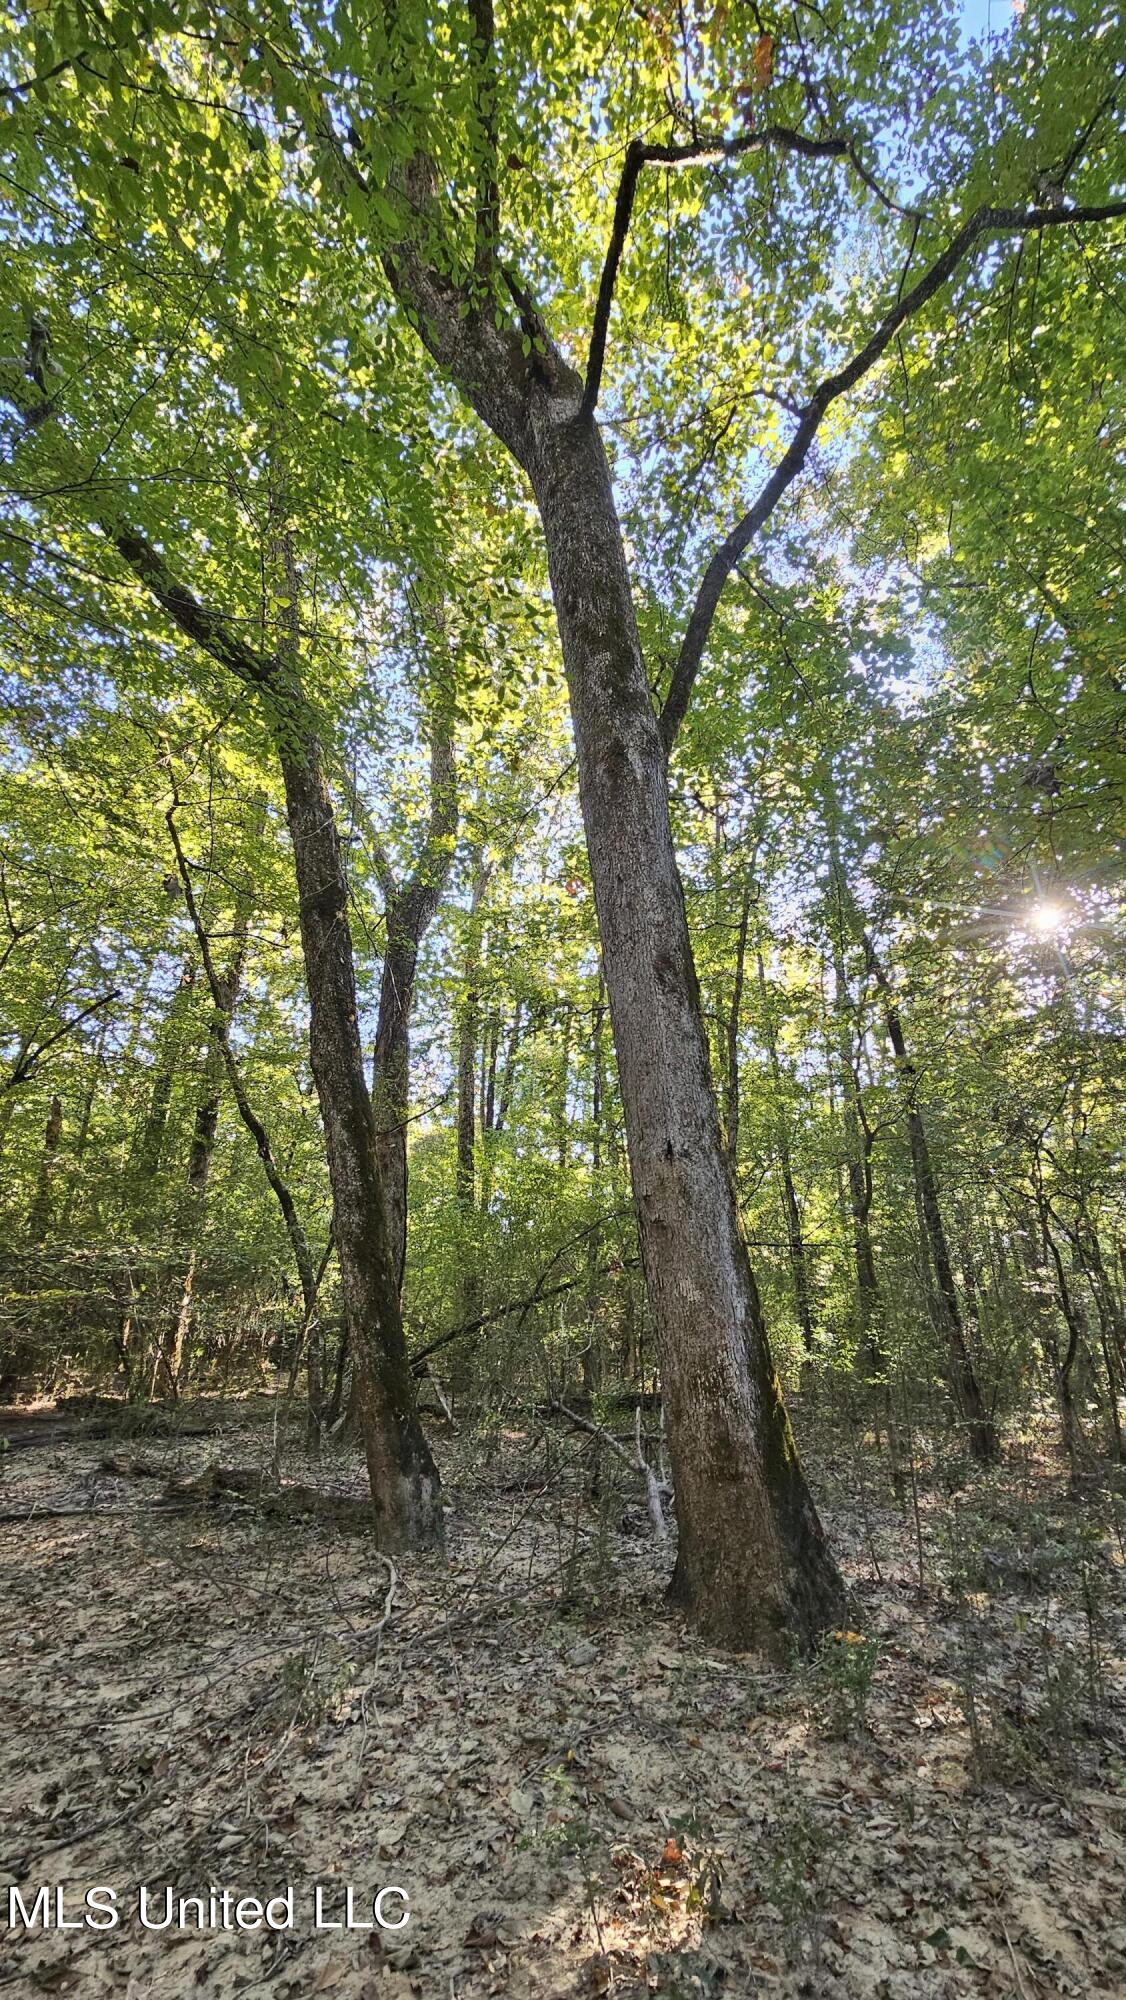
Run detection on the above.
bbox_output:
[166,795,318,1311]
[0,55,77,102]
[660,196,1126,751]
[581,125,915,419]
[4,990,119,1090]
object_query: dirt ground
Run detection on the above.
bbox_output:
[1,1399,1123,2000]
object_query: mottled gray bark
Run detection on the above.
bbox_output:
[535,419,841,1648]
[381,215,843,1651]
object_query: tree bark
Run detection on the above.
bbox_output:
[823,874,885,1384]
[524,411,843,1651]
[453,857,489,1354]
[377,215,843,1641]
[369,713,457,1290]
[865,940,999,1464]
[281,725,443,1546]
[755,947,815,1357]
[161,900,252,1395]
[27,1092,63,1245]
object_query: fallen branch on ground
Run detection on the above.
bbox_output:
[549,1397,672,1539]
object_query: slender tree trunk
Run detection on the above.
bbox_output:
[483,1014,500,1133]
[581,975,607,1401]
[370,714,457,1292]
[27,1093,63,1244]
[1071,1219,1126,1458]
[5,1093,65,1401]
[370,916,418,1295]
[133,958,196,1179]
[453,860,488,1352]
[867,942,999,1464]
[161,905,252,1395]
[1040,1210,1085,1481]
[493,1001,523,1134]
[59,1014,108,1230]
[723,881,751,1176]
[756,948,815,1356]
[824,888,885,1382]
[554,1003,573,1172]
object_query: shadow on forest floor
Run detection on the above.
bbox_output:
[1,1395,1124,1999]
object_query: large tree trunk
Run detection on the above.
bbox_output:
[281,728,443,1549]
[384,235,841,1648]
[524,413,843,1653]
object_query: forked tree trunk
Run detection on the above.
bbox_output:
[281,728,443,1549]
[524,413,843,1652]
[6,334,441,1547]
[363,219,843,1646]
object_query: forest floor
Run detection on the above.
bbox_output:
[1,1395,1124,2000]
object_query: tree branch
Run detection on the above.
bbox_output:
[659,196,1126,751]
[0,55,77,103]
[396,709,458,940]
[581,125,915,420]
[166,795,317,1311]
[466,0,500,276]
[4,990,119,1090]
[2,344,279,692]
